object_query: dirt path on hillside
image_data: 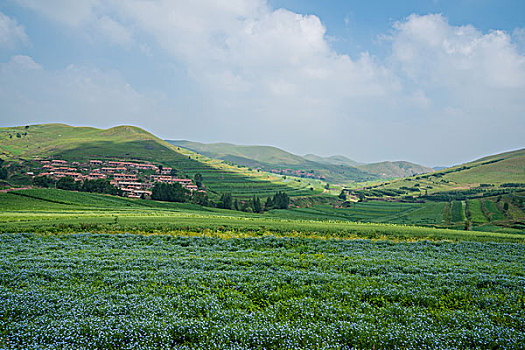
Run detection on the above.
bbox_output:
[0,186,32,193]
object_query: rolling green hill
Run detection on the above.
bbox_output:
[303,153,361,166]
[358,161,433,178]
[169,140,433,182]
[169,140,433,183]
[0,124,321,198]
[348,148,525,207]
[168,140,376,183]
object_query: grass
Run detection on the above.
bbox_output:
[357,148,525,199]
[451,200,464,223]
[0,124,325,198]
[483,199,505,222]
[1,189,524,242]
[467,199,489,224]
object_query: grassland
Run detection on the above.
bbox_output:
[1,189,524,242]
[0,124,324,198]
[168,140,376,183]
[353,148,525,201]
[1,185,524,349]
[1,233,524,349]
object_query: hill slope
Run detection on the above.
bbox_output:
[358,161,433,178]
[0,124,320,198]
[168,140,376,183]
[168,140,433,182]
[303,154,361,167]
[352,148,525,201]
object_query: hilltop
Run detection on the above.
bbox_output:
[382,148,525,195]
[357,161,433,178]
[168,140,432,183]
[168,140,374,183]
[0,124,322,198]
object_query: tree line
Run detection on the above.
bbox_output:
[216,191,289,212]
[33,176,121,196]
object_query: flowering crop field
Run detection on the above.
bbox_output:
[1,233,524,349]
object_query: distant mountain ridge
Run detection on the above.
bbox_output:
[168,140,433,183]
[303,154,362,167]
[168,140,375,183]
[358,161,433,178]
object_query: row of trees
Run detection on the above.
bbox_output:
[151,184,290,212]
[34,176,121,195]
[151,182,210,206]
[0,158,7,180]
[217,191,289,212]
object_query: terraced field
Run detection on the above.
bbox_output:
[0,124,321,199]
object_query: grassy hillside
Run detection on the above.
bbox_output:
[386,148,525,194]
[169,140,433,182]
[345,148,525,219]
[0,124,323,198]
[172,141,308,166]
[168,140,378,183]
[358,161,433,178]
[303,153,361,166]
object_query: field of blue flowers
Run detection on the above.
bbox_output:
[1,233,524,349]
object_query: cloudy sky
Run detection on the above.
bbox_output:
[0,0,524,166]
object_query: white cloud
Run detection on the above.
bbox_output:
[391,14,525,89]
[96,16,133,46]
[513,27,525,54]
[15,0,99,27]
[15,0,133,46]
[0,55,165,128]
[4,2,525,164]
[0,11,28,49]
[4,55,41,70]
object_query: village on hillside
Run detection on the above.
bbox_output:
[31,159,203,198]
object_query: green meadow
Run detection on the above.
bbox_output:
[1,189,523,242]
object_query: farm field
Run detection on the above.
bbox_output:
[1,233,524,349]
[1,189,524,242]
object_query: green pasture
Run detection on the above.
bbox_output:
[1,189,524,242]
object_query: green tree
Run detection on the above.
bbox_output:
[81,179,120,195]
[218,192,233,209]
[253,195,262,213]
[192,191,209,206]
[194,173,203,188]
[0,167,8,180]
[33,175,54,188]
[265,196,274,210]
[272,191,290,209]
[152,182,189,202]
[56,177,79,191]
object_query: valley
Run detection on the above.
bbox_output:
[0,123,523,349]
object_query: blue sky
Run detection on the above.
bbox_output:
[0,1,524,166]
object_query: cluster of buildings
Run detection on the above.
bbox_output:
[34,159,203,199]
